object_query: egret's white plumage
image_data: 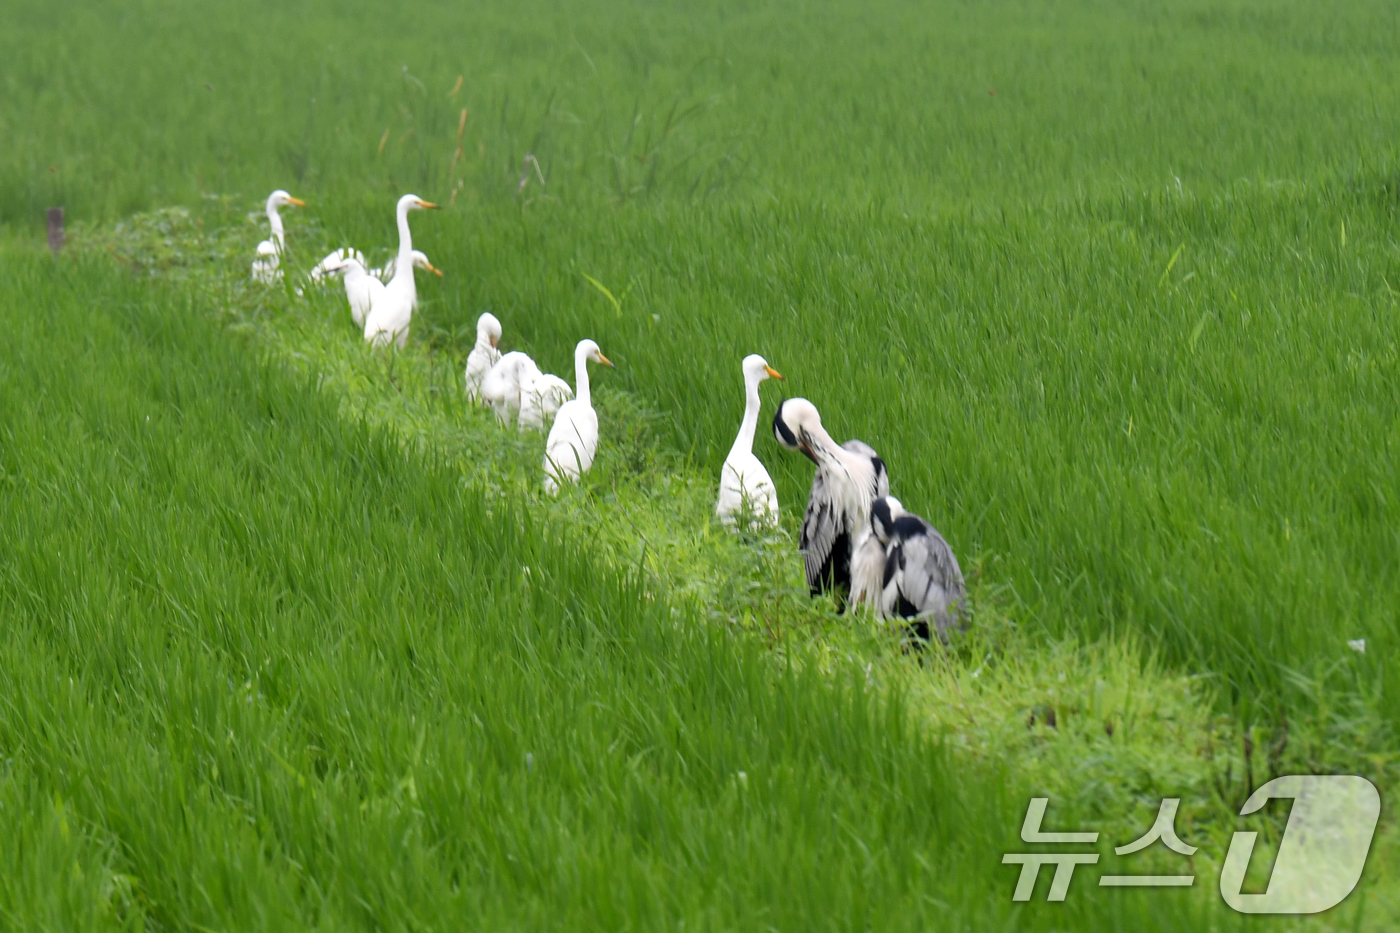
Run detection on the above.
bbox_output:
[251,190,304,283]
[480,351,543,424]
[318,254,384,327]
[772,397,889,602]
[519,373,573,432]
[464,313,503,402]
[543,340,613,494]
[364,194,438,348]
[716,354,783,527]
[868,496,966,643]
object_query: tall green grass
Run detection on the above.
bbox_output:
[412,183,1398,727]
[4,0,1399,223]
[3,0,1399,925]
[0,246,1248,930]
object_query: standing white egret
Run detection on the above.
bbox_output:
[543,339,614,494]
[868,496,966,644]
[519,372,573,432]
[772,397,889,602]
[364,194,438,348]
[479,351,543,424]
[251,190,305,283]
[716,354,784,527]
[464,313,503,402]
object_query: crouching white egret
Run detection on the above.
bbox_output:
[464,313,503,402]
[480,351,542,424]
[519,373,573,432]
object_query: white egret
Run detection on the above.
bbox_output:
[308,247,365,285]
[716,354,783,527]
[364,194,438,348]
[868,496,966,644]
[479,351,543,424]
[251,190,305,283]
[519,373,573,432]
[318,254,384,327]
[464,313,503,402]
[772,397,889,603]
[543,339,613,494]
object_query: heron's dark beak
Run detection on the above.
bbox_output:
[798,436,818,465]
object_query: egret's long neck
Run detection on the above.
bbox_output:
[266,203,285,248]
[395,203,414,266]
[573,348,592,408]
[729,373,763,458]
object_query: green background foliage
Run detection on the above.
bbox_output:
[1,0,1397,928]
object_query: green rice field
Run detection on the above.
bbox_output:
[1,0,1398,928]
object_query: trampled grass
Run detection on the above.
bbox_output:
[2,0,1399,928]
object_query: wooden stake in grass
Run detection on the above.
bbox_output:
[449,108,469,180]
[46,207,64,255]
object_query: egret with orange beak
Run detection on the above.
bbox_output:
[716,354,784,527]
[251,189,305,283]
[543,339,614,493]
[365,194,439,348]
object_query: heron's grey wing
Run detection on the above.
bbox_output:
[799,470,843,595]
[894,517,967,637]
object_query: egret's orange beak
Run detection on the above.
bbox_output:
[490,335,498,347]
[765,365,784,381]
[596,352,614,368]
[427,263,443,277]
[287,197,306,207]
[417,199,440,210]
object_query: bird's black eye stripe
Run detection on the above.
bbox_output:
[892,516,926,539]
[871,456,886,480]
[772,403,800,449]
[871,498,892,535]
